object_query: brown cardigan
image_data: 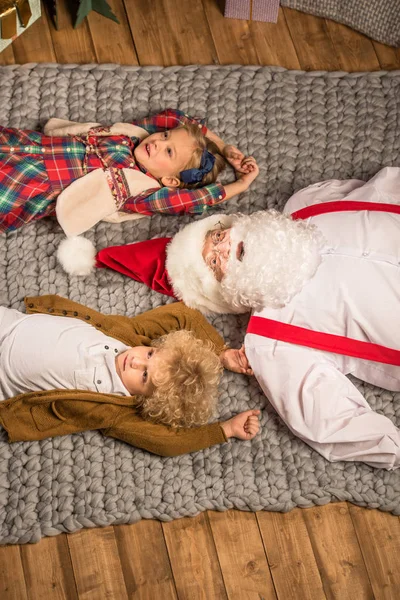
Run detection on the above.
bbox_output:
[0,295,227,456]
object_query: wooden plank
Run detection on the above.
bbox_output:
[20,534,78,600]
[208,510,277,600]
[372,42,400,70]
[126,0,218,65]
[12,10,56,64]
[163,512,228,599]
[0,545,28,600]
[349,506,400,599]
[324,19,381,72]
[0,44,15,66]
[68,526,128,600]
[203,0,259,65]
[302,503,374,600]
[250,8,302,69]
[88,0,138,65]
[47,0,96,64]
[114,520,177,600]
[283,8,340,71]
[257,509,325,600]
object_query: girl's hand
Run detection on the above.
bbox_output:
[223,145,246,172]
[221,410,261,440]
[236,157,259,190]
[220,346,253,375]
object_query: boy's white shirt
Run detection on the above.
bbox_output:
[44,118,161,236]
[245,167,400,470]
[0,309,130,400]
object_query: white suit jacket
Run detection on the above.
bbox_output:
[245,167,400,470]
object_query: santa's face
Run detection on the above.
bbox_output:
[201,227,233,282]
[201,211,324,312]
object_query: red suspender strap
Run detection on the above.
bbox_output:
[246,200,400,366]
[247,317,400,366]
[291,200,400,221]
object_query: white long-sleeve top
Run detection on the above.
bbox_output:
[0,310,130,400]
[245,167,400,470]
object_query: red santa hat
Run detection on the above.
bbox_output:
[96,236,175,297]
[89,214,238,314]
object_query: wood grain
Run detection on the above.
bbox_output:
[203,0,259,65]
[283,8,340,71]
[250,8,301,69]
[302,504,374,600]
[20,534,78,600]
[163,512,227,599]
[126,0,218,66]
[373,41,400,70]
[87,0,138,65]
[114,520,177,600]
[324,19,381,72]
[209,510,277,599]
[257,509,325,600]
[12,9,56,64]
[349,506,400,599]
[0,44,15,65]
[67,526,128,599]
[0,545,28,600]
[46,0,96,64]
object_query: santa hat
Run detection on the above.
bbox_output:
[91,214,239,315]
[96,237,175,297]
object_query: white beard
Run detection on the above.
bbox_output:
[220,210,325,311]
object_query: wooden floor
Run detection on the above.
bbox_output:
[1,1,400,599]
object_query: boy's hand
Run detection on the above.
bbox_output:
[223,144,246,172]
[236,157,259,190]
[220,346,253,375]
[221,410,261,440]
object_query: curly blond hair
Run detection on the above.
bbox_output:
[178,123,226,189]
[137,330,222,429]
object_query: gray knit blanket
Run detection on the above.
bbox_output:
[281,0,400,47]
[0,65,400,545]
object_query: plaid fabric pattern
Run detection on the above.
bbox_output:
[123,182,226,215]
[0,127,57,233]
[134,108,208,136]
[0,109,225,234]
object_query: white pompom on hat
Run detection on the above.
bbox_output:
[166,213,244,315]
[57,236,97,277]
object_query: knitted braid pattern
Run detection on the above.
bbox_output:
[0,64,399,545]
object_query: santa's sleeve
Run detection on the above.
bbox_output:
[245,339,400,470]
[340,166,400,205]
[283,178,365,215]
[284,166,400,215]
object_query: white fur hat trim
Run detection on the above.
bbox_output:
[57,236,96,277]
[166,213,242,315]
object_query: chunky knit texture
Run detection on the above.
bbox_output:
[0,64,400,545]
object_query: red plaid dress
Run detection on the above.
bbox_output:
[0,109,226,234]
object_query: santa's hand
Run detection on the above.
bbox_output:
[221,410,261,440]
[220,346,253,375]
[223,144,246,172]
[236,157,259,189]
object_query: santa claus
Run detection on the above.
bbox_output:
[63,166,400,470]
